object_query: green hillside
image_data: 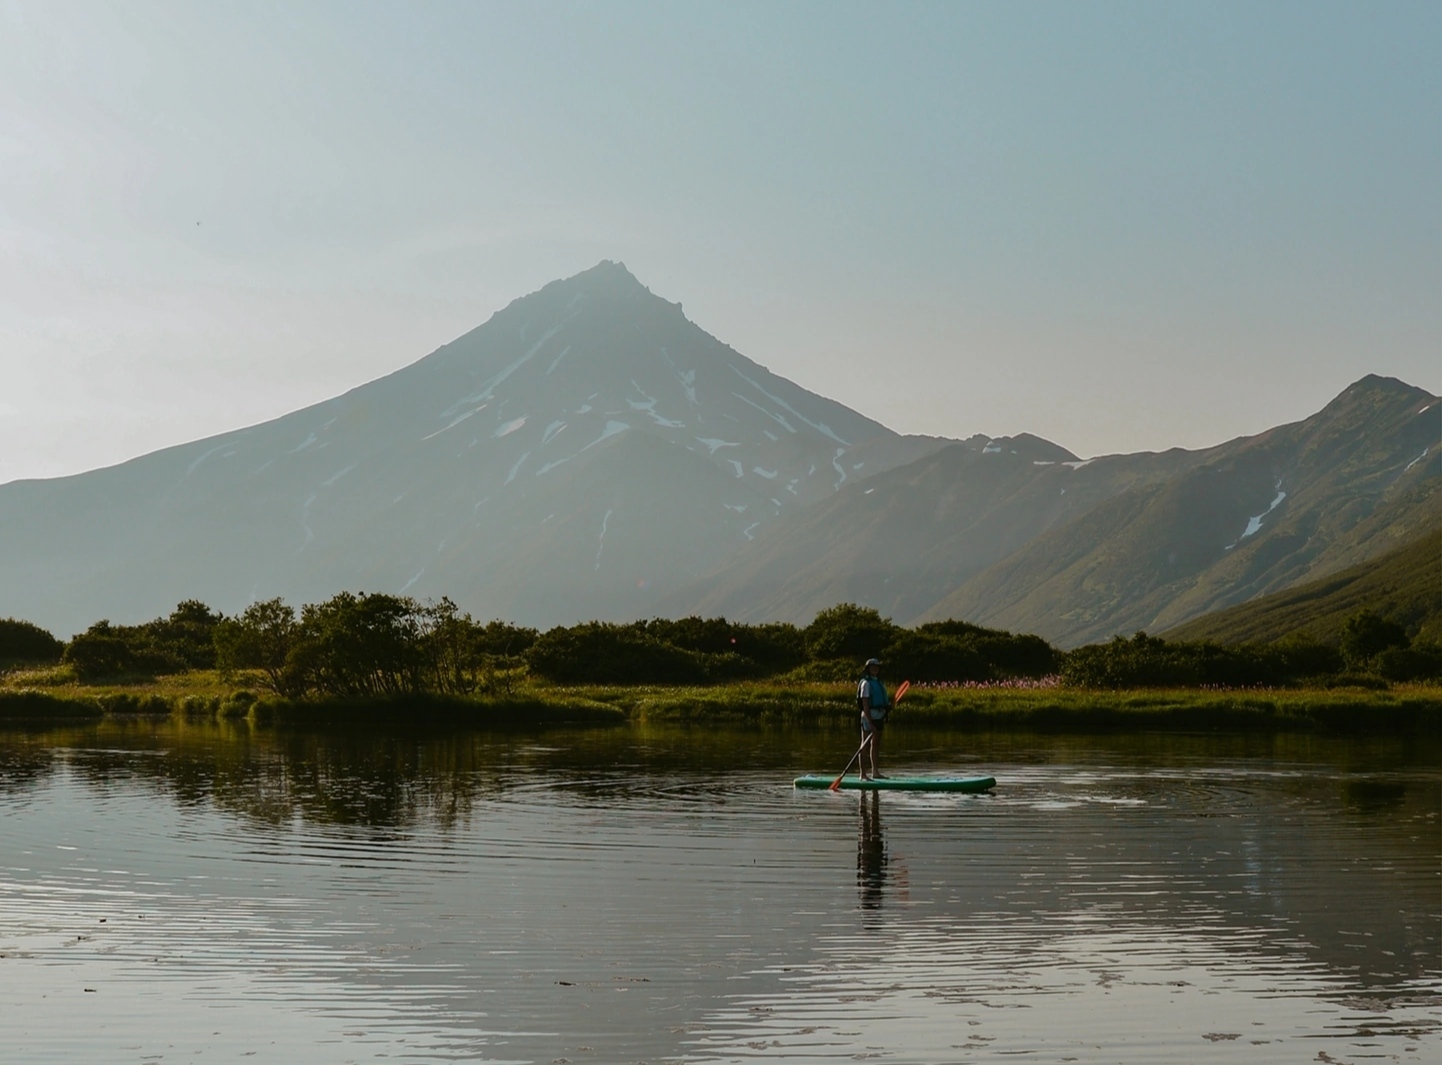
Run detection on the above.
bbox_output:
[1163,529,1441,646]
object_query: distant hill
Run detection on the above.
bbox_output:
[922,376,1439,645]
[664,375,1439,646]
[1163,528,1442,646]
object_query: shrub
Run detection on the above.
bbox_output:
[1059,632,1330,689]
[63,627,155,681]
[0,618,65,665]
[525,622,710,684]
[804,604,898,662]
[1374,645,1442,682]
[60,603,224,681]
[214,599,298,693]
[1340,610,1409,669]
[883,630,988,682]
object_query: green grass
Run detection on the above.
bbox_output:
[2,668,1437,733]
[1164,529,1442,645]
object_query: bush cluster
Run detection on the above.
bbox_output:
[12,596,1436,696]
[0,617,65,667]
[521,605,1059,686]
[1061,612,1441,689]
[215,594,537,699]
[62,601,223,680]
[1060,633,1340,689]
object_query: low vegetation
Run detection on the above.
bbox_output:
[1,593,1438,731]
[1164,529,1441,647]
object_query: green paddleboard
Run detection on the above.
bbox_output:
[793,775,996,793]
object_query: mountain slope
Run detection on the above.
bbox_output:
[0,262,948,635]
[1162,528,1442,646]
[659,434,1215,623]
[925,377,1440,645]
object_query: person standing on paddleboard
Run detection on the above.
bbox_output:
[857,658,891,780]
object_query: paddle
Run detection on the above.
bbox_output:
[828,679,910,791]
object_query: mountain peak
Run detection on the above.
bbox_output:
[1338,373,1431,400]
[547,259,652,301]
[1317,373,1436,423]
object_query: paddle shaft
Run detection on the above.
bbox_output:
[827,733,875,791]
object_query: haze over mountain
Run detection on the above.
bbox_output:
[2,264,1436,645]
[0,263,945,636]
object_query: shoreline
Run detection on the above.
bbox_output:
[2,676,1438,734]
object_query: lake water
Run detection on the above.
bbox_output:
[0,720,1437,1064]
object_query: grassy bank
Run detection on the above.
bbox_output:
[583,680,1442,733]
[3,668,1438,733]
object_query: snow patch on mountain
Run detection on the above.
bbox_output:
[697,437,740,455]
[504,452,530,485]
[424,405,487,441]
[628,381,686,428]
[1404,447,1430,472]
[495,417,527,438]
[536,421,630,476]
[594,508,614,570]
[1227,481,1288,549]
[752,467,778,479]
[542,420,567,445]
[448,317,573,413]
[321,464,356,488]
[546,345,572,375]
[730,365,850,445]
[659,348,698,405]
[185,443,232,479]
[733,391,797,434]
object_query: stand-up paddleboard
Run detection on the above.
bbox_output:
[794,774,996,793]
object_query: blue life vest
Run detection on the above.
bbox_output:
[857,676,888,722]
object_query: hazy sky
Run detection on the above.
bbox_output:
[2,0,1438,483]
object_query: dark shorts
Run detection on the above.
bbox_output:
[861,716,885,735]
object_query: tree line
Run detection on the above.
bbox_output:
[1,596,1437,697]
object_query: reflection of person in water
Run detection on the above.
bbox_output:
[857,791,887,909]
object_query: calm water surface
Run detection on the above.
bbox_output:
[0,721,1437,1064]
